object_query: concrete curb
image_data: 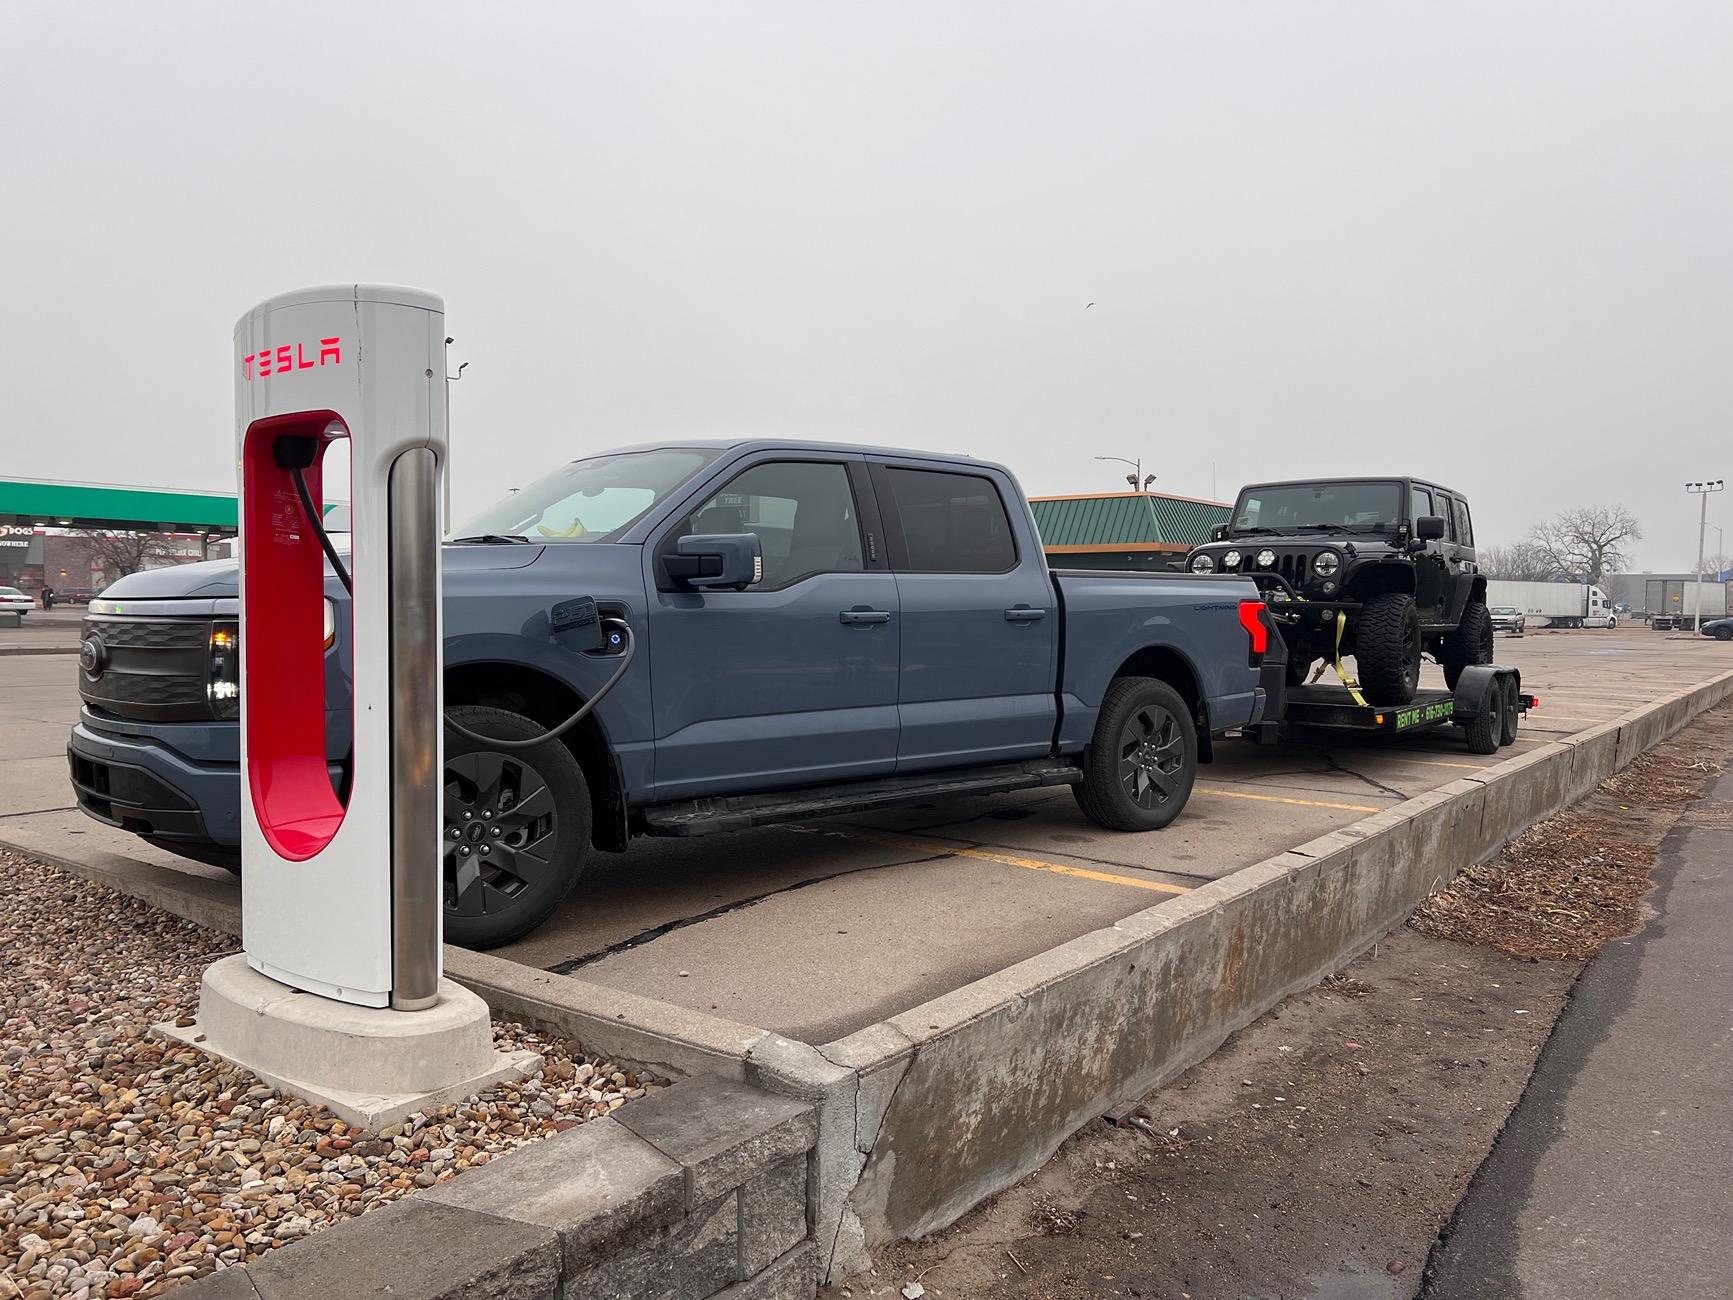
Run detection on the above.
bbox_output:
[813,666,1733,1270]
[0,645,79,656]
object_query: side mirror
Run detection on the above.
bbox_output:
[666,533,762,590]
[1415,515,1446,541]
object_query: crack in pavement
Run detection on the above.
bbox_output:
[544,853,953,973]
[1319,753,1411,800]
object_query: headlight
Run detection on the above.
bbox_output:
[1256,549,1277,568]
[1189,553,1216,573]
[1313,551,1341,577]
[208,620,240,720]
[1222,550,1242,569]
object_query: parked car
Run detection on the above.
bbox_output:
[60,587,100,605]
[69,440,1277,947]
[0,586,31,616]
[1701,617,1733,642]
[1490,606,1526,636]
[1186,477,1492,704]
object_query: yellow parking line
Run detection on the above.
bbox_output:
[1196,787,1382,813]
[823,829,1194,894]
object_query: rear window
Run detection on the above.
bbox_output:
[883,468,1017,573]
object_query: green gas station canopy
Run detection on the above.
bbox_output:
[0,478,239,534]
[1030,492,1230,552]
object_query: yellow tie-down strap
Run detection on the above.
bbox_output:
[1306,609,1370,709]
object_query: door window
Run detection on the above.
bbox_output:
[683,461,863,589]
[1453,498,1474,547]
[1412,486,1436,520]
[883,468,1017,573]
[1436,496,1458,542]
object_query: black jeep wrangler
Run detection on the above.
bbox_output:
[1186,477,1493,704]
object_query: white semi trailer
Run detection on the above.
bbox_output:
[1485,580,1616,629]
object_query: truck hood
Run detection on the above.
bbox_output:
[97,542,548,602]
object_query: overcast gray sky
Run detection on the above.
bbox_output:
[3,2,1728,568]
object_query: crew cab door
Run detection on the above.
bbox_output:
[868,458,1057,771]
[1410,484,1450,622]
[645,454,900,800]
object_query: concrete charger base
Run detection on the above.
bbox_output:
[157,955,541,1131]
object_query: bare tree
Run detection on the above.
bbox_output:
[72,530,176,583]
[1528,506,1642,586]
[1702,552,1733,579]
[1478,540,1556,581]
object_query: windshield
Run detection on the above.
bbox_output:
[1232,481,1404,533]
[1492,607,1519,615]
[455,448,720,543]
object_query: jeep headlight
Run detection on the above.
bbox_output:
[1189,552,1216,573]
[1313,551,1341,577]
[1256,549,1277,568]
[1222,550,1242,569]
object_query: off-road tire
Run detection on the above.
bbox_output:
[1074,677,1198,832]
[443,705,589,949]
[1442,600,1495,691]
[1462,677,1501,755]
[1355,592,1422,705]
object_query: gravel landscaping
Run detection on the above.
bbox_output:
[0,849,658,1300]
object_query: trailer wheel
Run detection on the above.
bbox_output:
[1075,677,1198,832]
[1355,592,1422,704]
[443,705,589,949]
[1498,676,1520,747]
[1462,680,1501,755]
[1442,601,1494,691]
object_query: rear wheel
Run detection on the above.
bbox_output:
[1498,676,1520,746]
[1442,600,1495,691]
[1462,678,1501,755]
[1074,677,1198,831]
[443,706,589,949]
[1354,593,1422,705]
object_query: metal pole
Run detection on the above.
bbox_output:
[389,447,442,1009]
[1696,490,1708,633]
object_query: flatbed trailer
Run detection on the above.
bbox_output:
[1251,648,1536,755]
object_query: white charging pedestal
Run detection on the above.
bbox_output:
[159,285,536,1129]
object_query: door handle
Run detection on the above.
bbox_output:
[1004,606,1047,622]
[839,609,892,625]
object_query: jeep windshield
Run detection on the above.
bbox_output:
[455,448,721,544]
[1230,481,1404,536]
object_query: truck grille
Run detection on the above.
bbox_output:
[80,615,217,722]
[1270,551,1311,587]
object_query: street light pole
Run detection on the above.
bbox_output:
[1094,456,1156,490]
[1687,479,1724,632]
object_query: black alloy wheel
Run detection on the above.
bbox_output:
[443,705,590,949]
[1075,677,1199,832]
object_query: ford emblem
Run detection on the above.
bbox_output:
[80,635,106,677]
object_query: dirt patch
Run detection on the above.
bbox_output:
[843,704,1733,1300]
[1410,706,1731,960]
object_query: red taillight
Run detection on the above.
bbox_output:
[1239,599,1269,655]
[1529,694,1540,709]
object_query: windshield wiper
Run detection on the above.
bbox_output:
[1230,526,1280,535]
[449,533,530,545]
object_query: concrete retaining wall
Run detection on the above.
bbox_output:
[175,1077,818,1300]
[819,670,1733,1265]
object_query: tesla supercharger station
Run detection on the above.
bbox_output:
[233,285,446,1010]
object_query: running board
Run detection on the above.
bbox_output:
[639,758,1084,837]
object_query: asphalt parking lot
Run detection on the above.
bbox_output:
[2,627,1727,1043]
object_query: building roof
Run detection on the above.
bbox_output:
[0,478,240,533]
[1030,491,1230,551]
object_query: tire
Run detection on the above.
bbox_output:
[1498,676,1520,747]
[1285,656,1315,688]
[1462,678,1501,755]
[443,705,590,949]
[1074,677,1198,832]
[1716,626,1732,642]
[1441,600,1494,691]
[1354,593,1422,705]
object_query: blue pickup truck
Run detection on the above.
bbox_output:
[69,441,1273,946]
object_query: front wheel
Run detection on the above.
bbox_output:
[1074,677,1198,832]
[1716,626,1733,642]
[443,705,590,949]
[1355,592,1423,704]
